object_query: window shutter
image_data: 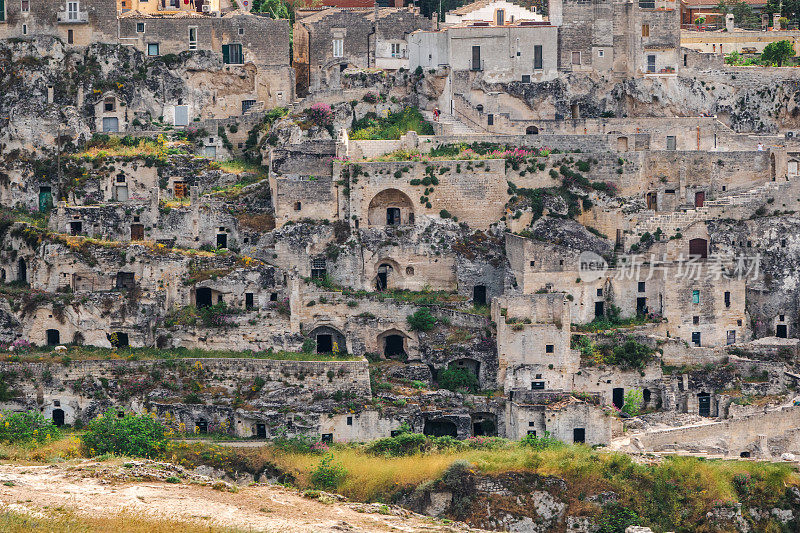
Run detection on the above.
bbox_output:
[222,44,229,64]
[0,0,5,22]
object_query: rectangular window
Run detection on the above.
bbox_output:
[692,290,700,304]
[311,258,327,279]
[332,38,343,58]
[147,43,159,56]
[188,26,197,50]
[245,293,254,310]
[571,51,581,65]
[638,281,645,292]
[647,54,656,73]
[21,0,28,12]
[67,29,73,43]
[0,0,5,22]
[545,344,554,353]
[724,291,731,308]
[693,315,699,325]
[222,43,243,64]
[666,135,676,150]
[598,49,604,57]
[487,113,494,126]
[495,8,504,25]
[67,1,78,20]
[726,330,736,345]
[136,22,145,33]
[241,99,256,114]
[691,331,701,347]
[22,23,26,34]
[391,43,401,58]
[642,24,650,37]
[534,44,543,70]
[521,74,530,83]
[531,381,545,390]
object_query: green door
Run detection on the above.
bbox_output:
[38,187,53,213]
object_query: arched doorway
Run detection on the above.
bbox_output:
[376,263,393,291]
[17,258,26,284]
[423,418,458,437]
[525,125,539,135]
[52,409,65,427]
[367,189,414,226]
[449,358,480,379]
[110,332,129,348]
[471,413,497,436]
[309,325,346,354]
[379,329,408,359]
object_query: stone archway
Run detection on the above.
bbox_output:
[423,418,458,437]
[525,125,539,135]
[368,189,414,227]
[308,325,346,354]
[378,329,409,359]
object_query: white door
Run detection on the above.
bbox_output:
[204,145,217,159]
[789,160,798,176]
[115,186,128,202]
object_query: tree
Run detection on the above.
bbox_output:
[621,389,644,416]
[716,0,759,28]
[762,40,795,66]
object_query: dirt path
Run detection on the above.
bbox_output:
[0,462,480,533]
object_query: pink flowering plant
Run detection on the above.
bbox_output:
[307,103,333,127]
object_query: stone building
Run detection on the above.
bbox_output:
[444,0,544,25]
[293,6,433,95]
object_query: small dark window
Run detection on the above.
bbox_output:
[294,201,301,211]
[487,114,494,126]
[311,258,327,279]
[531,381,545,390]
[534,44,543,69]
[693,315,699,325]
[638,282,645,292]
[321,433,333,443]
[242,99,256,114]
[346,416,353,426]
[573,428,585,443]
[136,22,145,33]
[68,30,74,44]
[596,288,603,297]
[245,292,254,310]
[724,291,731,308]
[521,74,531,83]
[545,344,554,353]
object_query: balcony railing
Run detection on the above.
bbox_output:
[57,11,88,23]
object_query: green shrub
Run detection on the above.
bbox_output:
[310,454,347,489]
[407,308,437,332]
[438,368,478,392]
[0,411,60,444]
[366,432,428,456]
[597,503,641,533]
[520,431,564,450]
[81,409,169,458]
[622,389,644,416]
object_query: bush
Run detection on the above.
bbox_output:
[520,431,564,450]
[366,432,428,456]
[81,409,169,458]
[310,454,347,489]
[438,368,478,392]
[407,308,437,331]
[307,103,333,127]
[621,389,644,416]
[0,411,60,444]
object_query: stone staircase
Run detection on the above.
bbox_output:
[421,110,476,135]
[633,180,792,236]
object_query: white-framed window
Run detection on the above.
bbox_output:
[67,1,79,21]
[147,42,159,56]
[333,38,343,58]
[391,43,401,58]
[188,26,197,50]
[136,22,145,33]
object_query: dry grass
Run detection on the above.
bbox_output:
[0,509,252,533]
[0,434,83,464]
